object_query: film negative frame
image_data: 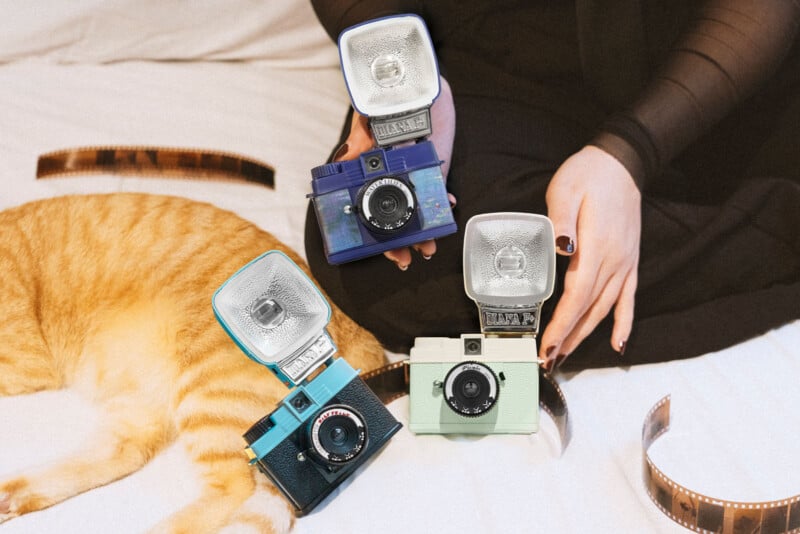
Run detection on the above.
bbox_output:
[643,395,800,534]
[36,146,274,188]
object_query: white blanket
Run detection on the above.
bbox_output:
[1,3,798,532]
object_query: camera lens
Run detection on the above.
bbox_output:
[357,177,416,233]
[290,392,312,413]
[308,406,367,464]
[464,338,482,356]
[365,156,384,171]
[443,361,499,417]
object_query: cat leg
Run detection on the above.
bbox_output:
[0,275,62,395]
[0,396,172,524]
[148,349,293,534]
[220,473,294,534]
[147,453,292,534]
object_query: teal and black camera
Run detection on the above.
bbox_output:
[408,213,555,434]
[212,251,401,515]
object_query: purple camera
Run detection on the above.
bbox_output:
[308,14,456,264]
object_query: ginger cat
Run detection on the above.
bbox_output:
[0,193,386,533]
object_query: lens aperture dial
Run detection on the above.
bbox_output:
[443,361,499,417]
[308,405,367,464]
[357,177,416,233]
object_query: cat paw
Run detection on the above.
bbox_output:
[219,485,293,534]
[0,492,20,524]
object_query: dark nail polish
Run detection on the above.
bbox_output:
[619,340,627,356]
[556,236,575,255]
[555,354,568,368]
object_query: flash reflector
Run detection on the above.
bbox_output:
[339,14,440,130]
[464,213,555,334]
[213,251,334,386]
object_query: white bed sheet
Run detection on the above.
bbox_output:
[0,42,798,534]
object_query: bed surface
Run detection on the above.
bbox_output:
[1,2,798,532]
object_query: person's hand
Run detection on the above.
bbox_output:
[539,145,641,370]
[333,76,456,270]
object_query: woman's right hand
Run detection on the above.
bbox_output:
[334,76,457,270]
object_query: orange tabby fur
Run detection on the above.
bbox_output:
[0,193,386,533]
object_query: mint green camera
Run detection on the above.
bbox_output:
[408,212,555,435]
[408,334,540,433]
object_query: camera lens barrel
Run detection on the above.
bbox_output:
[308,405,367,464]
[443,361,500,417]
[357,177,416,233]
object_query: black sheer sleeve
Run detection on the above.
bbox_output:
[591,0,800,189]
[311,0,424,42]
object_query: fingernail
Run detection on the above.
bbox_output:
[332,143,349,161]
[542,346,558,371]
[394,262,409,271]
[556,236,575,255]
[422,254,432,260]
[618,340,627,356]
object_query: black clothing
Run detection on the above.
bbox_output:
[305,0,800,369]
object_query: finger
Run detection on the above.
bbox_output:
[611,266,637,354]
[335,112,373,161]
[412,240,437,260]
[447,193,457,208]
[557,270,626,357]
[384,247,412,270]
[539,255,602,364]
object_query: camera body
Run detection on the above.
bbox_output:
[309,141,456,264]
[243,357,402,516]
[309,13,457,264]
[212,250,402,515]
[408,334,539,434]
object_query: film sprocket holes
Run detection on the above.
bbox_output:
[409,213,555,434]
[308,14,456,265]
[212,251,402,515]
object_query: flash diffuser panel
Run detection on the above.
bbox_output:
[463,213,556,307]
[212,251,330,366]
[339,14,440,117]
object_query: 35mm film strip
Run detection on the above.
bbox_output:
[363,365,798,533]
[643,396,800,533]
[36,146,274,188]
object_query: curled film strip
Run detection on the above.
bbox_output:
[362,365,798,532]
[643,395,800,533]
[36,146,274,188]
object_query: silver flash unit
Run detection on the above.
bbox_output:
[212,251,334,387]
[338,14,440,146]
[464,212,556,336]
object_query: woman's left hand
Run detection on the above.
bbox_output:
[539,145,642,370]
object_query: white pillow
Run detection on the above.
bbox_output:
[1,0,338,66]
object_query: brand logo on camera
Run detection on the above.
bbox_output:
[483,311,537,327]
[370,109,432,145]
